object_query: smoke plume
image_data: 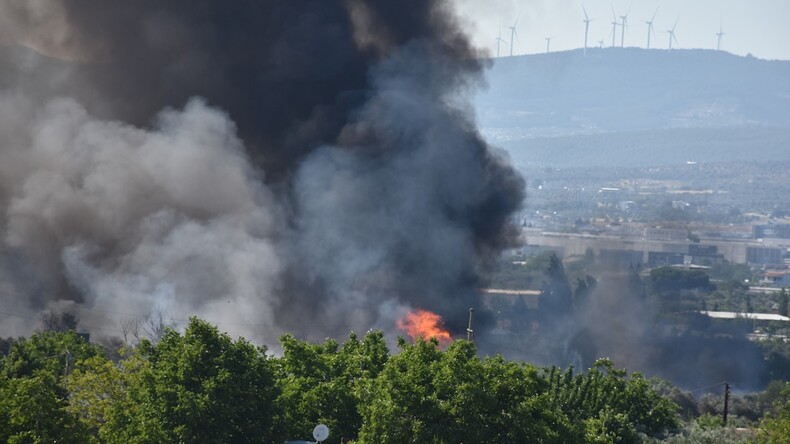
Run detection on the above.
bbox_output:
[0,1,524,343]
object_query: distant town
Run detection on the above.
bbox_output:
[513,161,790,280]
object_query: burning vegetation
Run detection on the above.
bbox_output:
[396,308,453,347]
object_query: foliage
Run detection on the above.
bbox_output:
[275,331,388,443]
[661,421,750,444]
[0,318,688,443]
[649,267,713,293]
[115,317,278,443]
[707,262,754,283]
[1,330,105,380]
[541,359,679,441]
[0,370,93,443]
[357,338,579,443]
[757,382,790,443]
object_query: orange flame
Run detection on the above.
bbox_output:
[397,308,452,346]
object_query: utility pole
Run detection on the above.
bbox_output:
[723,382,730,426]
[467,308,475,342]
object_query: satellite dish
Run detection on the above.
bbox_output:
[313,424,329,442]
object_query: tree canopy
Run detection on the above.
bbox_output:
[0,318,682,443]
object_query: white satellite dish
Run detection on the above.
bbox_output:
[313,424,329,443]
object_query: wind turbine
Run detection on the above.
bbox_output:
[716,23,725,51]
[583,5,593,56]
[509,14,520,57]
[545,36,555,54]
[495,29,509,58]
[645,7,658,49]
[667,17,679,52]
[610,8,620,48]
[598,38,605,49]
[620,6,631,48]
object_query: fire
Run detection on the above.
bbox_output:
[397,308,452,346]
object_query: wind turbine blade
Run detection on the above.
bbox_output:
[672,16,680,32]
[514,12,520,28]
[583,5,589,21]
[651,7,659,23]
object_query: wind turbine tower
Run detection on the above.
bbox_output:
[645,8,658,49]
[667,17,679,52]
[620,10,630,47]
[583,6,593,55]
[545,36,554,54]
[610,8,619,48]
[716,24,725,51]
[495,29,509,58]
[509,15,520,57]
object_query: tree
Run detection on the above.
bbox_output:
[105,317,279,443]
[274,331,388,443]
[649,267,712,293]
[0,331,106,443]
[0,370,93,443]
[574,275,597,308]
[357,338,579,443]
[65,351,149,442]
[541,359,679,441]
[1,330,104,380]
[779,288,789,317]
[537,253,574,317]
[758,382,790,443]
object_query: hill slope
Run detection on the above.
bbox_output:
[475,48,790,166]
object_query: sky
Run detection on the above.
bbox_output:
[454,0,790,60]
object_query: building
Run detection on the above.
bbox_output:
[747,246,783,265]
[645,228,688,242]
[754,224,790,240]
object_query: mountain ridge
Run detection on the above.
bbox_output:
[476,48,790,167]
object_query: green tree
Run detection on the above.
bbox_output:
[758,382,790,443]
[1,330,104,380]
[541,359,679,441]
[65,351,150,442]
[275,331,388,443]
[779,288,788,317]
[649,267,712,293]
[106,317,279,443]
[358,338,579,443]
[0,330,105,443]
[0,370,93,443]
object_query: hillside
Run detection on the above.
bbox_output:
[476,48,790,166]
[496,126,790,168]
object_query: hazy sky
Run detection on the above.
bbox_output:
[454,0,790,60]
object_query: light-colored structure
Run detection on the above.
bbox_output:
[521,228,785,265]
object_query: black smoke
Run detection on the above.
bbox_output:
[0,1,524,342]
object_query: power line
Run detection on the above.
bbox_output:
[686,381,728,393]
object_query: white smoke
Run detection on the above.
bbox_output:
[0,96,284,341]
